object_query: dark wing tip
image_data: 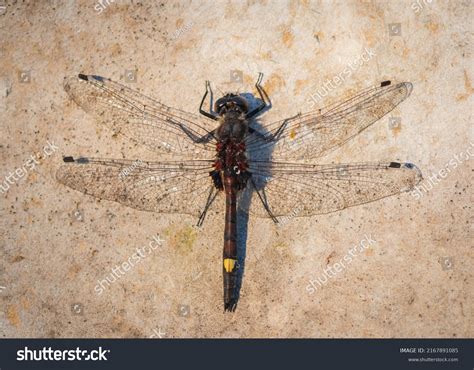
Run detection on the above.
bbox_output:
[62,156,89,164]
[389,162,401,168]
[63,156,75,162]
[380,80,413,97]
[77,74,105,82]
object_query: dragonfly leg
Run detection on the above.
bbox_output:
[250,178,279,224]
[166,117,216,143]
[199,80,219,121]
[197,186,219,227]
[210,169,223,190]
[248,112,301,142]
[245,73,272,120]
[183,128,216,144]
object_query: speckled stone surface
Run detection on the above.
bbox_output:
[0,1,472,338]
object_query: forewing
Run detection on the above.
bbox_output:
[56,157,220,217]
[239,161,422,219]
[64,74,216,157]
[246,81,413,161]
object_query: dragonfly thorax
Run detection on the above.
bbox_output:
[216,113,249,142]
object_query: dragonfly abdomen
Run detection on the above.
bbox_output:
[223,174,239,312]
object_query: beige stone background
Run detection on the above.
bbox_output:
[0,0,472,338]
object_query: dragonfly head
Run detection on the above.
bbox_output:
[215,94,249,115]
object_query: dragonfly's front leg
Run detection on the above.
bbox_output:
[245,73,272,119]
[199,80,219,121]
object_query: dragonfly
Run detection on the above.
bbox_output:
[57,73,422,311]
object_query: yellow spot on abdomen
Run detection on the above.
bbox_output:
[223,258,237,272]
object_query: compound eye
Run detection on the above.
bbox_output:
[231,96,249,113]
[215,98,227,112]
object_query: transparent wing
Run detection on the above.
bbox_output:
[64,74,217,157]
[56,157,221,217]
[246,81,413,161]
[238,161,422,219]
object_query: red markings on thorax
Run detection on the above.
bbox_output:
[214,140,248,172]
